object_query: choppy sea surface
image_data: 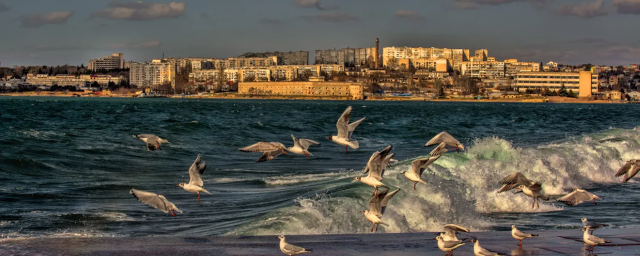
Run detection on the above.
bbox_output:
[1,97,639,239]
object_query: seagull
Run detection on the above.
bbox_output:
[129,189,182,217]
[581,218,609,234]
[238,142,289,162]
[361,188,400,232]
[133,134,169,151]
[402,156,440,190]
[425,132,465,154]
[437,224,470,242]
[177,154,210,203]
[511,225,538,247]
[615,159,640,183]
[288,134,320,158]
[436,236,465,256]
[472,238,504,256]
[355,145,393,197]
[557,188,601,206]
[582,227,611,252]
[326,106,365,154]
[498,172,549,209]
[277,235,312,256]
[429,142,449,156]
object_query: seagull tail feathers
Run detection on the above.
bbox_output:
[201,188,211,194]
[530,234,539,237]
[350,140,359,149]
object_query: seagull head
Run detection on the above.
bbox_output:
[435,236,443,241]
[176,183,185,188]
[511,225,517,230]
[277,235,285,240]
[158,138,170,144]
[457,144,465,152]
[353,177,362,182]
[471,238,478,243]
[581,218,588,222]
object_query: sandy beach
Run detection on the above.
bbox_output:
[2,229,639,256]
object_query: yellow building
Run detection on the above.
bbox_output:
[238,81,364,100]
[515,71,598,96]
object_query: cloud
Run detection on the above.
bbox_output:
[109,40,161,49]
[555,0,607,19]
[613,0,640,14]
[92,1,186,21]
[301,12,358,23]
[260,18,280,24]
[18,12,74,28]
[0,3,10,12]
[394,10,425,21]
[452,0,548,10]
[293,0,339,10]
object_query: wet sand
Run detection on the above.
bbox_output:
[2,229,640,256]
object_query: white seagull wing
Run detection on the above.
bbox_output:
[188,154,206,186]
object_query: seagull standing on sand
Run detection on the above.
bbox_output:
[582,227,611,252]
[277,235,312,256]
[402,156,440,190]
[511,225,538,247]
[238,142,289,162]
[436,236,465,256]
[177,154,210,203]
[129,189,182,217]
[498,172,549,209]
[557,188,601,206]
[133,134,170,151]
[355,145,393,197]
[438,224,470,242]
[288,134,320,158]
[581,218,609,234]
[425,132,465,155]
[361,188,400,232]
[615,159,640,183]
[326,106,365,154]
[472,238,504,256]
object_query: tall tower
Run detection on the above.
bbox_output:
[375,38,380,69]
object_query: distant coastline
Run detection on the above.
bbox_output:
[0,92,619,104]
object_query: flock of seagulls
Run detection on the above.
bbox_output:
[127,106,638,256]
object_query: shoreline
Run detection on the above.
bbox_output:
[2,229,639,255]
[0,93,623,104]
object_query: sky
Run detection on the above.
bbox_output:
[0,0,639,66]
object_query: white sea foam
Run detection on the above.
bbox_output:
[229,127,640,236]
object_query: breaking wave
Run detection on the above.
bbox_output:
[228,127,640,236]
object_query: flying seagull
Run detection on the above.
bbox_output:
[402,156,440,190]
[438,224,470,242]
[615,159,640,183]
[355,145,393,197]
[326,106,365,154]
[436,236,465,256]
[361,188,400,232]
[288,134,320,158]
[177,154,210,203]
[472,238,504,256]
[511,225,538,247]
[557,188,601,206]
[129,189,182,217]
[581,218,609,234]
[239,142,289,162]
[133,134,169,151]
[498,172,549,209]
[582,227,611,252]
[425,132,464,154]
[277,235,312,256]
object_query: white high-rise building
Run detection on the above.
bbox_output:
[88,53,124,71]
[129,60,175,88]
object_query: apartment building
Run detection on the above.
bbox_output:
[129,59,175,88]
[504,59,540,77]
[238,81,364,100]
[238,51,309,65]
[315,47,376,67]
[382,47,469,71]
[514,71,598,97]
[88,53,124,71]
[188,64,344,84]
[25,74,123,86]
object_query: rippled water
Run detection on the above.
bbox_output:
[1,97,639,238]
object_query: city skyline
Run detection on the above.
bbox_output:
[1,0,640,66]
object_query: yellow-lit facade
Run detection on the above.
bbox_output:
[515,71,598,96]
[239,81,364,100]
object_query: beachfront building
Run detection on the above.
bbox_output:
[315,47,376,67]
[514,71,598,97]
[25,74,124,87]
[382,47,469,71]
[129,59,175,88]
[238,80,364,100]
[239,51,309,65]
[188,64,344,84]
[88,53,125,71]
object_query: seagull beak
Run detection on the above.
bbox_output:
[325,137,330,140]
[176,184,180,187]
[281,148,289,155]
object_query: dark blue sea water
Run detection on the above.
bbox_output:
[1,97,639,239]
